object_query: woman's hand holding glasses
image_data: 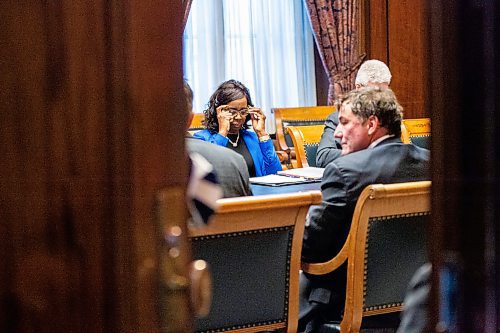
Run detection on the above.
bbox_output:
[249,107,268,138]
[216,105,233,136]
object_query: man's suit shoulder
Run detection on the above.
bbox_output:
[187,137,243,162]
[186,137,252,198]
[330,139,429,166]
[327,111,339,123]
[323,139,430,183]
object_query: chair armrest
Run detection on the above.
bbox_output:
[301,236,350,275]
[276,150,289,163]
[273,139,290,164]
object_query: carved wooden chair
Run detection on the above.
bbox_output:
[302,181,431,333]
[401,118,431,149]
[190,191,322,333]
[272,106,335,167]
[286,124,325,168]
[188,113,205,135]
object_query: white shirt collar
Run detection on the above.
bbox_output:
[368,134,394,149]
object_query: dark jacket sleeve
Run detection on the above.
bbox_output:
[316,112,342,168]
[397,263,431,333]
[302,162,353,263]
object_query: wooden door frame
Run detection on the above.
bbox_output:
[0,1,190,332]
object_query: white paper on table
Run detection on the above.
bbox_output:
[277,167,325,180]
[249,174,313,185]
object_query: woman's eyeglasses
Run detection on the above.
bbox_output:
[227,108,249,117]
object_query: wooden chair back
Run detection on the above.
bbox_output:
[272,106,335,157]
[189,113,205,135]
[286,124,325,168]
[302,181,431,333]
[401,118,431,149]
[190,191,322,333]
[400,122,410,143]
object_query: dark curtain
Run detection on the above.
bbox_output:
[304,0,364,104]
[182,0,193,30]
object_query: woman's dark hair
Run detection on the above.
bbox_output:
[203,79,254,133]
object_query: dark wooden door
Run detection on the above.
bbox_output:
[428,1,500,331]
[0,1,191,332]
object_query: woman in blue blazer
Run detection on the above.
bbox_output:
[194,80,282,177]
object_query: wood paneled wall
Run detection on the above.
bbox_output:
[363,0,429,119]
[1,2,188,332]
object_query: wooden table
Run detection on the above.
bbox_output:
[250,181,322,196]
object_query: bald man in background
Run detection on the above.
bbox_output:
[316,59,392,168]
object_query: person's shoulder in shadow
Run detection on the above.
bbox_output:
[397,263,432,333]
[186,136,253,198]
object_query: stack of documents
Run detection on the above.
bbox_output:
[277,167,324,180]
[250,167,325,186]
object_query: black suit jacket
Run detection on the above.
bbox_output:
[186,136,253,198]
[301,136,430,309]
[316,112,341,168]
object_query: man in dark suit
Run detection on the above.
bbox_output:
[299,86,430,332]
[316,59,392,168]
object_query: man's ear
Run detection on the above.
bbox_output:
[367,115,380,136]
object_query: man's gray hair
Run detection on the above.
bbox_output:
[355,59,392,86]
